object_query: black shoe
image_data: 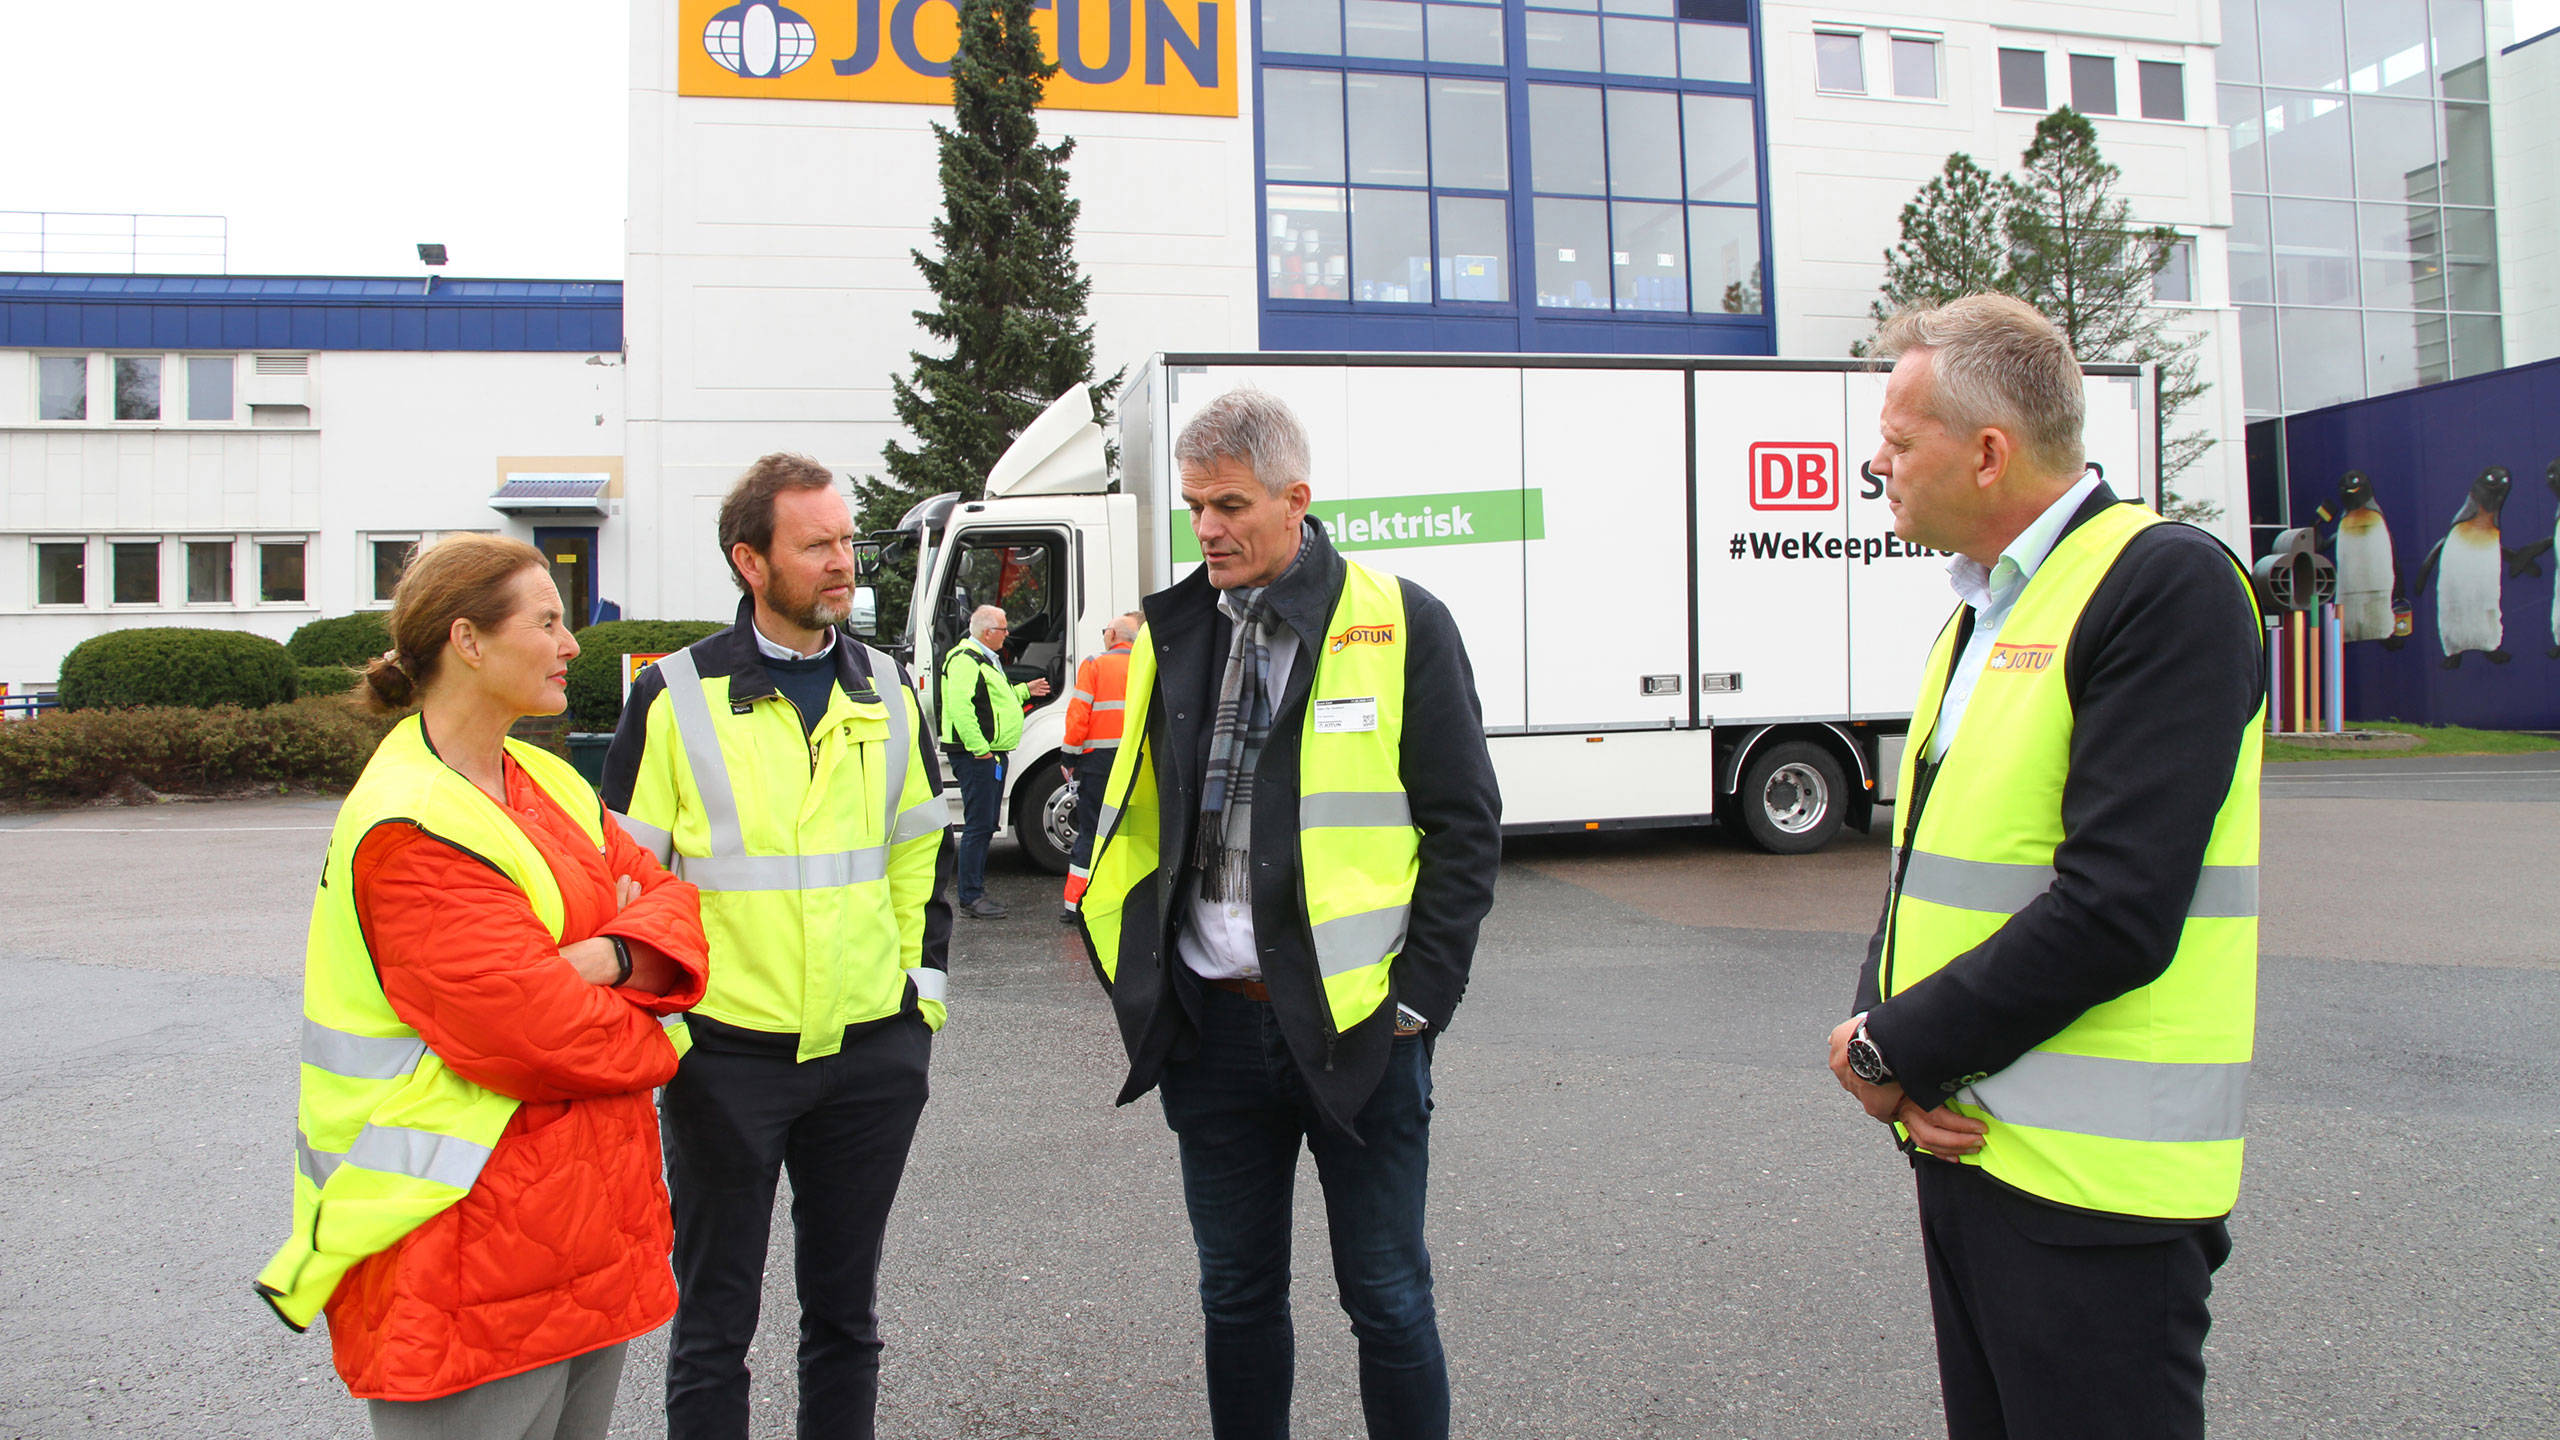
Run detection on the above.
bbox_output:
[960,897,1008,919]
[1059,906,1080,925]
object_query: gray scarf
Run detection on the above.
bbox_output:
[1193,534,1313,903]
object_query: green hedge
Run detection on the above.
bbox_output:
[287,611,392,668]
[0,695,400,803]
[565,620,727,730]
[299,665,361,698]
[58,628,299,711]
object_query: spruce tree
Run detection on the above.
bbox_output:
[1856,112,2220,520]
[859,0,1123,543]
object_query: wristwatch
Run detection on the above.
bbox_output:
[1845,1013,1893,1085]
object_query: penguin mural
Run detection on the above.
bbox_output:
[2315,470,2404,647]
[2411,466,2534,668]
[2543,460,2560,660]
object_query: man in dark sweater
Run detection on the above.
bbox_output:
[1827,296,2265,1440]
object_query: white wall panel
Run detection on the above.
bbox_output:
[1692,369,1850,721]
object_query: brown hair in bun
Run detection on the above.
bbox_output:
[358,534,550,713]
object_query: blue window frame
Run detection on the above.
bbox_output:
[1255,0,1773,354]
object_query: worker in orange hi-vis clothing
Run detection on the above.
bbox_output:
[1059,611,1144,924]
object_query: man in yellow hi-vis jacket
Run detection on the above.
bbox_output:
[1077,388,1502,1438]
[1827,297,2264,1440]
[602,452,953,1440]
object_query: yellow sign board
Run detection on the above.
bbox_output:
[679,0,1236,117]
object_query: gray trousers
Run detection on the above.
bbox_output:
[366,1341,627,1440]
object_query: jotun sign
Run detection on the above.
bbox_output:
[680,0,1237,116]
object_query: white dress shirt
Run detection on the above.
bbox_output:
[1928,472,2104,761]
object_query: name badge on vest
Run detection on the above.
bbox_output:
[1314,697,1380,734]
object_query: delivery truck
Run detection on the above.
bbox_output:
[857,351,2157,871]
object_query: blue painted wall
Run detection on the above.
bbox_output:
[0,274,623,353]
[2281,354,2560,729]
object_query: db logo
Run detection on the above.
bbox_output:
[1749,442,1841,511]
[1987,643,2055,673]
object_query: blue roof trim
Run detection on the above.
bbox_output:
[0,272,622,353]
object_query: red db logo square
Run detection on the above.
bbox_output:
[1749,442,1842,511]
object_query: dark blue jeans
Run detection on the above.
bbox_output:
[946,748,1001,905]
[1158,983,1447,1440]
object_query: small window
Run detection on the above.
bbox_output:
[2154,238,2196,302]
[1815,32,1864,92]
[371,538,419,603]
[259,540,307,604]
[1891,37,1938,98]
[111,541,161,605]
[2070,54,2117,115]
[39,356,87,420]
[187,356,234,421]
[187,540,234,604]
[36,541,86,606]
[2139,60,2185,121]
[113,356,161,421]
[1999,48,2047,109]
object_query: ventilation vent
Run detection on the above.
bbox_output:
[253,354,309,376]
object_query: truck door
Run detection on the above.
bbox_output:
[929,525,1075,720]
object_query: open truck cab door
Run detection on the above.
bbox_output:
[873,386,1143,875]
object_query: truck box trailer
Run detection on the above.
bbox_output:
[863,352,2156,871]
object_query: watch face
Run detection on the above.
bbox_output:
[1848,1039,1889,1084]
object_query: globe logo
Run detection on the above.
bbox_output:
[703,1,816,78]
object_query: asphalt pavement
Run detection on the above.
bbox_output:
[1,757,2554,1438]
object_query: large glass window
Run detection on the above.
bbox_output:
[39,355,86,420]
[2225,0,2501,415]
[1259,0,1766,338]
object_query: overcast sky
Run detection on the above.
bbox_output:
[3,0,2552,282]
[1,1,630,279]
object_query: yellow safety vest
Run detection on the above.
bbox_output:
[1883,502,2265,1221]
[613,641,948,1062]
[254,715,676,1330]
[1083,562,1420,1034]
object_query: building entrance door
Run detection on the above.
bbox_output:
[535,526,597,628]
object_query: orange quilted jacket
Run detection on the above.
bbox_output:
[326,755,707,1402]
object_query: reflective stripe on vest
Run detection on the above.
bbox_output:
[649,643,945,1056]
[256,715,614,1331]
[1884,501,2264,1220]
[1081,562,1419,1035]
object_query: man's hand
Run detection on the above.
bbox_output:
[1827,1015,1904,1122]
[1027,678,1053,698]
[1897,1098,1987,1157]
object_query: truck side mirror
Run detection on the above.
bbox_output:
[851,586,879,638]
[853,542,883,577]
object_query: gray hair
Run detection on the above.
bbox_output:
[1106,611,1144,643]
[1174,386,1311,496]
[1871,294,2085,480]
[969,604,1008,640]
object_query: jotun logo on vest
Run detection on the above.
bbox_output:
[1986,643,2056,673]
[680,0,1237,116]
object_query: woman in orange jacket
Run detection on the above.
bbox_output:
[324,535,709,1438]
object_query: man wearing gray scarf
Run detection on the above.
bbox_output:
[1076,386,1503,1440]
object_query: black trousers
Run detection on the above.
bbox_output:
[1915,1158,2230,1440]
[660,1015,932,1440]
[1065,749,1115,893]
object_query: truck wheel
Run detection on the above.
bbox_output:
[1733,741,1846,854]
[1012,761,1076,876]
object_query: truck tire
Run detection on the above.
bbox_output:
[1732,741,1846,854]
[1011,760,1077,876]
